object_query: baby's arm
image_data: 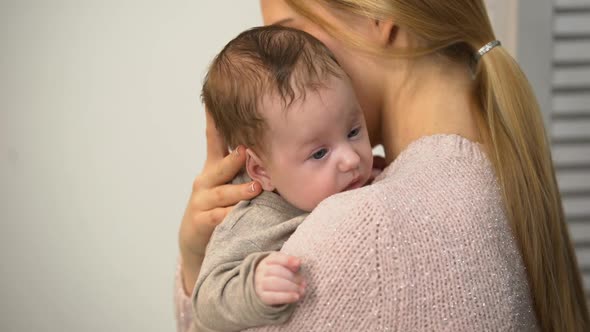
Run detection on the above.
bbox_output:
[193,251,304,332]
[192,200,306,331]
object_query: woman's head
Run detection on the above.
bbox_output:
[261,1,590,331]
[260,0,494,147]
[262,0,397,147]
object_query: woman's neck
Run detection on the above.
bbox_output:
[380,56,483,164]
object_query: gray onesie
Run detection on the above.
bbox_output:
[192,175,307,332]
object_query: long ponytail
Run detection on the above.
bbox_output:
[477,42,589,331]
[285,0,590,330]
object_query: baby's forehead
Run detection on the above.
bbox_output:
[258,84,324,126]
[260,81,358,143]
[259,73,345,113]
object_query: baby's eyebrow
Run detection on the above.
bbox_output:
[299,136,322,150]
[347,106,362,123]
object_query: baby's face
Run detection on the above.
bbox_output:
[259,76,373,212]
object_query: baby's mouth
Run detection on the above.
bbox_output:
[343,176,363,192]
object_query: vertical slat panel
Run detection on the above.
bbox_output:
[552,119,590,140]
[553,0,590,301]
[553,92,590,113]
[553,67,590,88]
[554,39,590,63]
[555,0,590,8]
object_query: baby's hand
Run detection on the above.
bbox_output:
[254,252,306,306]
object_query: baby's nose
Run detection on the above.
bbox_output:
[338,148,361,172]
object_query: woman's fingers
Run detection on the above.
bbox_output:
[202,206,235,228]
[194,181,262,210]
[178,204,233,294]
[180,206,234,252]
[197,146,248,189]
[178,110,264,296]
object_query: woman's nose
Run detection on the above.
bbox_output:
[338,147,361,172]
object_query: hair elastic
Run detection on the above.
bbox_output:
[475,40,501,62]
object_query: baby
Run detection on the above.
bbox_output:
[192,25,373,331]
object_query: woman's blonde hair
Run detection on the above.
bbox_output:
[284,0,590,330]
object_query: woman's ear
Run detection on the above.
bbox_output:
[372,19,397,47]
[245,149,275,191]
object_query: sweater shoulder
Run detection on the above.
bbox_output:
[285,134,501,247]
[269,136,536,331]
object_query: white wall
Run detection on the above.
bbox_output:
[0,1,525,331]
[0,1,261,331]
[485,0,519,56]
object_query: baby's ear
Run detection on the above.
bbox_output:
[245,149,275,191]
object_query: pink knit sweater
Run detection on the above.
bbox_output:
[175,135,538,331]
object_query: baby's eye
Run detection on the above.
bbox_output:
[311,148,328,160]
[348,127,361,138]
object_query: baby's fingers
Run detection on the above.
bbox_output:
[263,252,301,273]
[258,291,301,306]
[263,265,305,285]
[260,276,304,294]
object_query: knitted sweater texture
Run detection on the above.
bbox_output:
[175,135,538,331]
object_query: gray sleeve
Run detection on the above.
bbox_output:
[193,251,295,332]
[191,204,305,332]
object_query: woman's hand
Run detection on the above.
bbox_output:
[179,112,263,294]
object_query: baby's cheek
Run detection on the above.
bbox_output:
[319,178,341,197]
[305,180,337,209]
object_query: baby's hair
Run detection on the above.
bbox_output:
[202,25,343,153]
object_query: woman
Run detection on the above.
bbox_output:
[176,0,589,331]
